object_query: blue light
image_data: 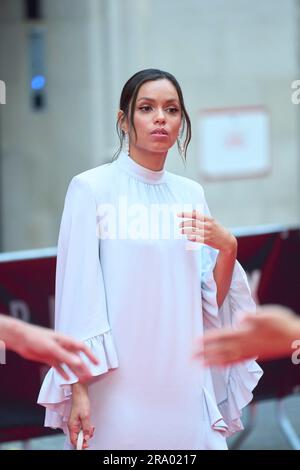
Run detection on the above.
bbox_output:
[31,75,46,90]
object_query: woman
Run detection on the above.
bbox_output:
[38,69,262,450]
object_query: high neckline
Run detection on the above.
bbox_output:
[116,151,167,184]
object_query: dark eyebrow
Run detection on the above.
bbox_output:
[137,97,180,105]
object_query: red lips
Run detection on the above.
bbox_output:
[151,128,168,135]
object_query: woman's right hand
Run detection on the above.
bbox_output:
[68,383,95,449]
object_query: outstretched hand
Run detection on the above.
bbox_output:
[13,321,99,381]
[193,305,300,366]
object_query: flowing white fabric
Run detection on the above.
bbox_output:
[201,245,263,436]
[38,151,262,449]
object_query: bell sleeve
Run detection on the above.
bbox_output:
[37,176,119,432]
[200,203,263,437]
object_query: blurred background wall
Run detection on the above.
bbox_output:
[0,0,299,252]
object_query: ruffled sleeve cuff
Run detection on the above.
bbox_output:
[201,248,263,437]
[37,329,119,432]
[205,360,263,437]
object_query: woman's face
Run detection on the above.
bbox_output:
[128,79,182,156]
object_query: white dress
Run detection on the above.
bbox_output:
[38,151,262,450]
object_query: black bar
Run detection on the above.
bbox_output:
[24,0,42,20]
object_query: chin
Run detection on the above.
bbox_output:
[150,145,171,154]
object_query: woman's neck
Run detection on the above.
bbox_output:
[128,147,167,171]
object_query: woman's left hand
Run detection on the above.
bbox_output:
[177,210,237,253]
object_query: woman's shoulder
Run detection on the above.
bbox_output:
[74,161,115,184]
[166,171,205,199]
[69,161,117,196]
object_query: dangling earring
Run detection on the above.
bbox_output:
[177,124,184,158]
[123,132,130,155]
[177,137,184,158]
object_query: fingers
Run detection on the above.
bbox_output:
[53,363,70,381]
[82,426,95,449]
[68,418,95,449]
[179,219,204,230]
[177,213,211,244]
[178,221,205,243]
[177,210,208,221]
[55,346,93,382]
[239,314,257,327]
[180,227,204,242]
[81,414,94,449]
[192,331,242,367]
[58,336,99,365]
[68,419,81,447]
[195,344,237,367]
[185,234,204,243]
[202,329,235,346]
[55,334,100,381]
[77,343,99,366]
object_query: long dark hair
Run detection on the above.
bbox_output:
[113,69,191,163]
